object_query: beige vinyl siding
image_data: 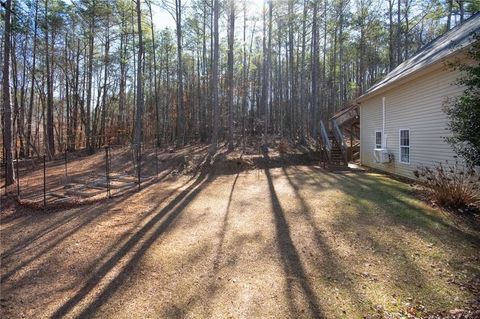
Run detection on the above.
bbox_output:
[360,64,466,179]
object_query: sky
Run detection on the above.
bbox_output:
[56,0,263,38]
[150,0,265,31]
[150,2,175,30]
[60,0,176,30]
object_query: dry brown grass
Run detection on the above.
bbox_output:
[414,160,480,210]
[1,151,479,318]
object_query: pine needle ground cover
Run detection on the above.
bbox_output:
[1,156,479,318]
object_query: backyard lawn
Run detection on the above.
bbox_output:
[1,164,479,318]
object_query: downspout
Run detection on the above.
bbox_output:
[359,104,362,164]
[382,97,387,149]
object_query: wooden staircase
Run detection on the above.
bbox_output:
[319,120,348,169]
[328,132,348,167]
[329,103,360,164]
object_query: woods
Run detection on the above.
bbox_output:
[1,0,479,186]
[1,2,480,318]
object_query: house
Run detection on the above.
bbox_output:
[357,13,479,179]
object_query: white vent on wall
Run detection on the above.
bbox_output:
[373,149,392,163]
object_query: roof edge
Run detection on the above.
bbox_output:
[356,46,469,103]
[356,13,479,103]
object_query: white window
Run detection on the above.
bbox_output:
[375,131,382,149]
[399,129,410,164]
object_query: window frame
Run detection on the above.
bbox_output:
[399,129,410,164]
[375,130,383,149]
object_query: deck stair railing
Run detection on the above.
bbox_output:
[319,120,331,162]
[331,120,348,163]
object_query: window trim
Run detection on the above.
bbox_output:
[375,130,383,149]
[399,128,410,164]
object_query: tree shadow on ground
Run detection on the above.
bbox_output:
[50,170,213,318]
[1,185,190,303]
[281,167,368,311]
[4,162,479,318]
[295,166,479,246]
[286,166,480,308]
[0,167,178,266]
[213,172,240,272]
[264,168,324,318]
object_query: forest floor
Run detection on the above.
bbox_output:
[1,143,479,318]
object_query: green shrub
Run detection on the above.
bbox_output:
[444,36,480,166]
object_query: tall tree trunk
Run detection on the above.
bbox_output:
[134,0,144,151]
[65,34,71,152]
[118,13,127,145]
[71,38,81,151]
[163,42,171,143]
[200,0,208,142]
[227,0,235,151]
[242,0,247,150]
[26,0,39,158]
[458,0,464,23]
[311,0,319,138]
[404,0,409,59]
[2,0,15,186]
[101,15,110,147]
[287,0,295,138]
[45,0,55,157]
[210,0,220,154]
[299,0,307,143]
[396,0,402,66]
[358,1,366,95]
[447,0,453,30]
[176,0,185,147]
[261,1,267,146]
[338,0,345,106]
[330,22,337,115]
[18,34,28,157]
[265,0,272,145]
[388,0,395,70]
[277,20,283,137]
[322,0,328,121]
[148,0,161,147]
[86,13,94,153]
[11,38,19,157]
